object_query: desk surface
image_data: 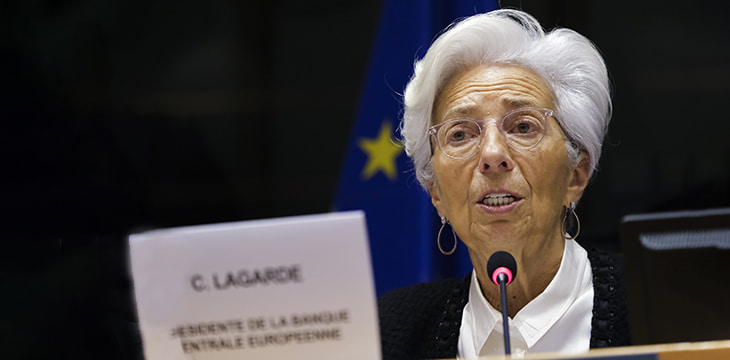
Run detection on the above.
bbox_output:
[473,340,730,360]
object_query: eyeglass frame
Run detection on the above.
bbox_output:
[428,107,569,160]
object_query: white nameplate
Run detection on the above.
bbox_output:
[129,211,380,360]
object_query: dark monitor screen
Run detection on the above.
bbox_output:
[620,207,730,345]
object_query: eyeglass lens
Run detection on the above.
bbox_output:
[435,108,548,159]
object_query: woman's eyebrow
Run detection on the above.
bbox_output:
[440,96,544,121]
[441,104,476,118]
[446,98,538,116]
[503,98,539,108]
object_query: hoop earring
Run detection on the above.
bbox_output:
[438,216,457,255]
[562,201,581,240]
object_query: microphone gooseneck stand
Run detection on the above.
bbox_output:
[487,251,518,356]
[497,272,511,356]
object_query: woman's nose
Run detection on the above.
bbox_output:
[478,126,514,174]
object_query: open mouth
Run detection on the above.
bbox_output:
[481,193,518,207]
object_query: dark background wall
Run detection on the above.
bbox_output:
[1,0,729,358]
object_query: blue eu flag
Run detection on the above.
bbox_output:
[334,0,498,296]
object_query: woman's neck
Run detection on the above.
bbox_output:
[470,239,565,318]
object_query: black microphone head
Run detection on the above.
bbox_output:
[487,251,517,285]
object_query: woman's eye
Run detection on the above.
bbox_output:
[516,122,533,134]
[452,131,466,141]
[442,121,479,143]
[507,116,541,135]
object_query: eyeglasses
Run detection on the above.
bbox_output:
[428,107,557,160]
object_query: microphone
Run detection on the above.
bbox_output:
[487,251,517,356]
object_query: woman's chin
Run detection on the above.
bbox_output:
[468,221,526,247]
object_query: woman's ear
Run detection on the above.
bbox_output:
[566,153,592,205]
[427,180,444,217]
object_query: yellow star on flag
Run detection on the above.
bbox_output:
[358,121,404,181]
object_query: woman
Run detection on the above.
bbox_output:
[378,9,629,359]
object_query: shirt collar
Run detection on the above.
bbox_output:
[466,240,592,350]
[465,270,500,353]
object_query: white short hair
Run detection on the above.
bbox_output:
[400,9,611,189]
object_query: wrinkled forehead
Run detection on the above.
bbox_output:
[432,64,556,125]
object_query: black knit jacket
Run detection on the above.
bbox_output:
[377,247,630,360]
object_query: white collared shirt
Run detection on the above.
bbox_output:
[457,240,593,358]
